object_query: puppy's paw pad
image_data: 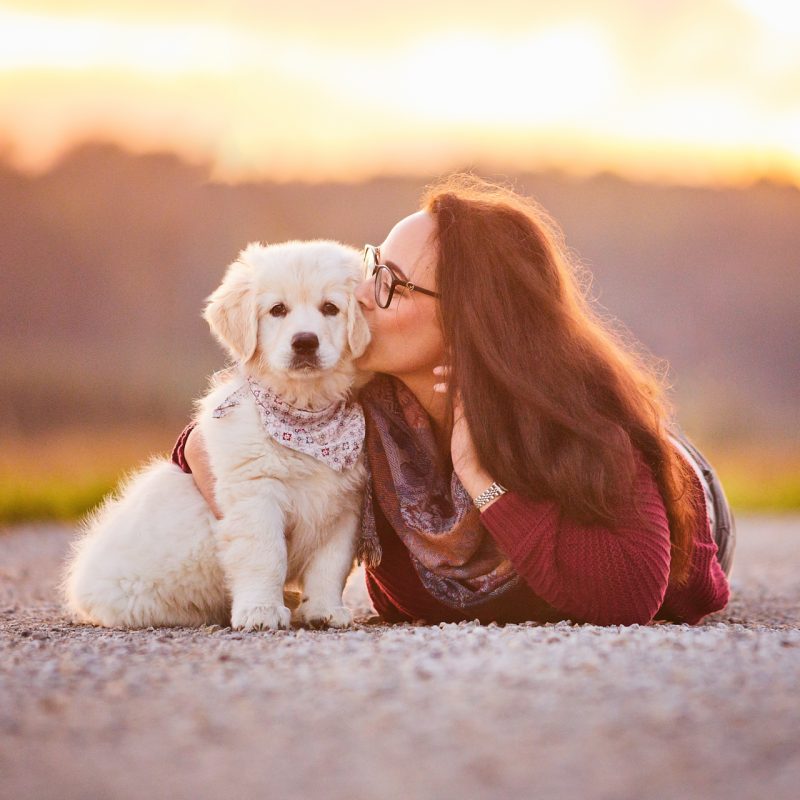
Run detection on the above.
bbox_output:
[296,602,353,629]
[232,604,292,631]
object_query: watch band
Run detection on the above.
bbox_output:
[473,481,507,510]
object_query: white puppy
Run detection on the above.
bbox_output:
[63,240,372,631]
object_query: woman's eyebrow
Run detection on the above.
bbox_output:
[384,259,409,280]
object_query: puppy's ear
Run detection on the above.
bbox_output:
[203,258,258,362]
[346,291,371,358]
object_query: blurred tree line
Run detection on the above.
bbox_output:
[1,142,798,452]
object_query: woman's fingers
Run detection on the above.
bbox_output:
[433,364,450,392]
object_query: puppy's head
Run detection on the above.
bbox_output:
[204,240,371,380]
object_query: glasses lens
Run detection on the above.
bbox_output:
[363,245,377,280]
[375,265,393,308]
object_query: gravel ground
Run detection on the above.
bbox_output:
[1,515,799,800]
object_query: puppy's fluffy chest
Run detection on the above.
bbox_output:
[196,375,366,527]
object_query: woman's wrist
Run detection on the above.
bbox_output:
[476,494,503,513]
[472,482,507,512]
[457,466,506,512]
[456,465,491,497]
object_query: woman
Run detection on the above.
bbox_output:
[173,173,734,627]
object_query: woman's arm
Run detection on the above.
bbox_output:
[456,425,728,625]
[655,536,730,624]
[171,423,224,520]
[644,465,731,625]
[445,379,674,626]
[475,451,674,626]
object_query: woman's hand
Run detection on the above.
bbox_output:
[433,365,500,508]
[184,427,224,520]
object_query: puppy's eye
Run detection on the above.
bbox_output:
[321,302,339,316]
[269,303,288,318]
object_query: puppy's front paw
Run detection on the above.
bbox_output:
[232,603,292,631]
[295,601,354,629]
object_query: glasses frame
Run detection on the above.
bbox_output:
[363,244,441,309]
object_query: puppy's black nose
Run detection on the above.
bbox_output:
[291,332,319,352]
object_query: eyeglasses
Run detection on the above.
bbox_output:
[362,244,441,309]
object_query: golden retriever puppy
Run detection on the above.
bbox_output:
[63,240,371,631]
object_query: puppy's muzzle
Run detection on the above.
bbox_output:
[290,331,320,369]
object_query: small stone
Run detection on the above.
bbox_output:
[202,625,222,634]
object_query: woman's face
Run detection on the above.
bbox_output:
[355,210,445,377]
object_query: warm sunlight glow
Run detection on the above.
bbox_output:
[734,0,800,35]
[0,1,798,185]
[0,9,241,74]
[369,25,619,126]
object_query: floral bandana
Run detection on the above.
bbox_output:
[212,375,365,472]
[358,374,522,609]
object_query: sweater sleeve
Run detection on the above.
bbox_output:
[170,421,197,474]
[479,452,673,626]
[655,466,731,624]
[657,538,730,624]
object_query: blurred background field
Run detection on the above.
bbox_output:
[1,147,798,524]
[1,1,798,524]
[2,426,799,525]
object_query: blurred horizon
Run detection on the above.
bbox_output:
[1,0,799,186]
[2,138,798,442]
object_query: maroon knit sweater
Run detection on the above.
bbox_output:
[171,424,730,627]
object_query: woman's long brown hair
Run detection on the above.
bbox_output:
[422,173,699,587]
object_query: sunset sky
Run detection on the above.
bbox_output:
[0,0,798,184]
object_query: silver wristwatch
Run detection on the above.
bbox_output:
[473,481,507,510]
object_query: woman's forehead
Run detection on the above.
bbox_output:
[381,210,436,280]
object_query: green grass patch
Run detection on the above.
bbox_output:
[0,427,798,526]
[0,475,117,525]
[720,472,800,513]
[2,462,799,528]
[0,425,174,527]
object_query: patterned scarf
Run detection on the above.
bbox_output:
[358,374,522,609]
[212,375,365,471]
